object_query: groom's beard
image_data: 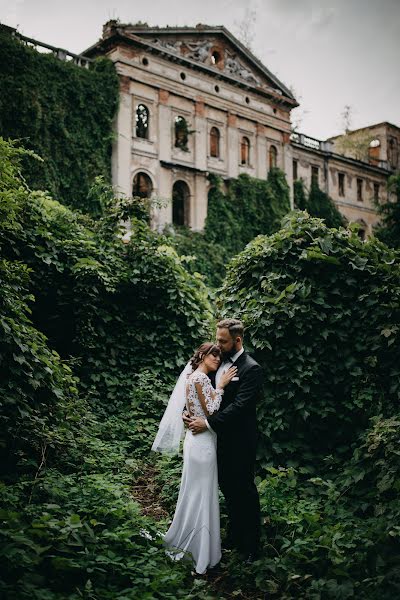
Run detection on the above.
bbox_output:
[222,347,236,361]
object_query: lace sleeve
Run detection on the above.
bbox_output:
[194,372,223,415]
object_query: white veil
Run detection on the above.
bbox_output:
[151,361,193,455]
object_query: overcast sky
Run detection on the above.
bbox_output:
[2,0,399,139]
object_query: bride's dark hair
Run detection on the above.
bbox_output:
[190,342,221,370]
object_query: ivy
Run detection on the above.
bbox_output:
[375,174,400,249]
[0,29,119,212]
[294,178,345,228]
[1,137,400,599]
[171,169,291,287]
[218,211,400,470]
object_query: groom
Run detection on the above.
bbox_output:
[187,318,263,561]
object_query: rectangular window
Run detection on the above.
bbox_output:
[338,172,345,197]
[374,182,380,203]
[311,166,319,185]
[293,159,298,181]
[357,178,363,202]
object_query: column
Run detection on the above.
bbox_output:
[282,133,294,210]
[158,89,171,163]
[112,75,132,199]
[227,112,239,178]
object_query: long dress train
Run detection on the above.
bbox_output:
[163,370,222,574]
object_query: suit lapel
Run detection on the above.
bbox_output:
[232,351,247,370]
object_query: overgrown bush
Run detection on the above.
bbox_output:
[218,211,400,470]
[0,139,212,414]
[0,140,86,479]
[0,137,215,598]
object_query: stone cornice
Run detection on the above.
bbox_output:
[83,26,298,109]
[291,142,391,176]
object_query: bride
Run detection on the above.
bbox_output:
[152,342,237,574]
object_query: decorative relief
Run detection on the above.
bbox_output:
[185,40,214,62]
[152,38,182,54]
[151,37,262,87]
[224,52,260,86]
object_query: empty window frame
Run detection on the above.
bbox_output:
[174,116,189,151]
[338,172,345,197]
[373,182,380,203]
[357,178,363,202]
[172,180,190,226]
[135,104,149,139]
[292,159,298,181]
[132,172,153,198]
[241,136,250,165]
[210,126,220,158]
[311,166,319,186]
[269,145,277,169]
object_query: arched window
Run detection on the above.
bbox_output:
[211,50,222,66]
[135,104,149,139]
[175,116,189,151]
[132,172,153,198]
[241,136,250,165]
[172,180,190,226]
[210,127,220,158]
[355,220,367,241]
[269,145,277,169]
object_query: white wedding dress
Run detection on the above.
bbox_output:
[163,370,222,574]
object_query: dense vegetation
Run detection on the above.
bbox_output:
[294,179,345,228]
[170,169,291,287]
[0,29,119,210]
[1,135,399,599]
[215,212,400,597]
[0,139,213,599]
[375,174,400,249]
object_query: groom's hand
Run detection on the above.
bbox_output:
[182,413,192,428]
[189,417,207,435]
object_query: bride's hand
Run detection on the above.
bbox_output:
[219,366,238,388]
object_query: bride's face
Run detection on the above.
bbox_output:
[203,350,221,372]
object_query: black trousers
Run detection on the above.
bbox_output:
[217,441,261,555]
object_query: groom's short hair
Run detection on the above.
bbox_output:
[217,318,244,340]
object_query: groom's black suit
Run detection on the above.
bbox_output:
[208,351,263,555]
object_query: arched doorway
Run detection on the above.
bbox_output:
[132,172,153,198]
[355,219,367,241]
[172,180,190,227]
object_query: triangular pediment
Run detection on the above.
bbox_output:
[97,23,295,103]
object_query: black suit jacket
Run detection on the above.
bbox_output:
[207,351,263,457]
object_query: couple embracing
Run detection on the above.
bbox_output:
[152,318,263,575]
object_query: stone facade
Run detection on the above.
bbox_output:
[290,130,397,238]
[84,22,297,231]
[84,22,398,236]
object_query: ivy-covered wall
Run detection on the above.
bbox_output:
[171,169,291,287]
[0,29,119,211]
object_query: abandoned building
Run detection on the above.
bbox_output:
[82,21,399,238]
[83,21,298,232]
[291,122,399,238]
[4,20,397,237]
